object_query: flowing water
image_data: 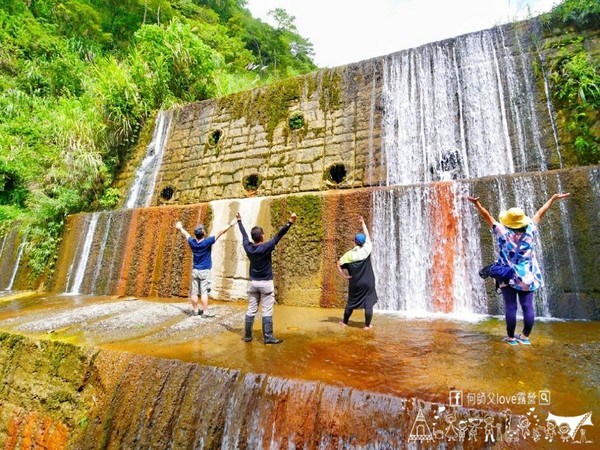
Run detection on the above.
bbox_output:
[125,110,174,209]
[5,241,25,291]
[0,293,597,448]
[0,227,26,292]
[66,212,98,294]
[379,28,549,187]
[372,182,487,313]
[371,25,572,315]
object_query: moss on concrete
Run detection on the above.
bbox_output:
[319,68,342,112]
[218,76,306,144]
[270,194,325,305]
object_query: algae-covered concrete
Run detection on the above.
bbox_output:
[114,62,383,207]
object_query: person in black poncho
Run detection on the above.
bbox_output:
[337,216,378,329]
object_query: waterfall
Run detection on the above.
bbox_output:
[125,110,174,209]
[372,183,487,315]
[210,197,265,299]
[0,234,7,289]
[374,25,558,315]
[0,234,6,263]
[66,213,99,294]
[550,174,584,314]
[99,213,129,296]
[0,227,26,291]
[380,27,549,187]
[90,213,112,293]
[5,241,26,291]
[60,211,125,296]
[367,61,378,186]
[496,26,548,173]
[531,20,563,167]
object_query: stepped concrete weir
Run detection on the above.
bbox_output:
[1,18,600,449]
[0,293,599,448]
[50,167,600,319]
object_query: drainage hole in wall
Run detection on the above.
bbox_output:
[288,113,305,130]
[160,186,175,201]
[328,164,347,184]
[208,129,222,146]
[243,174,261,192]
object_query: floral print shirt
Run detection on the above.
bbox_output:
[492,222,544,292]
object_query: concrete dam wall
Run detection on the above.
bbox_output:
[49,167,600,319]
[115,22,563,206]
[4,20,600,319]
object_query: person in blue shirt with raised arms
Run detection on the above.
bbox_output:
[175,219,236,317]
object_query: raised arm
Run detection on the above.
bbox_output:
[236,212,249,244]
[360,216,370,242]
[175,222,191,239]
[467,196,495,227]
[214,219,237,241]
[532,193,571,224]
[267,213,298,248]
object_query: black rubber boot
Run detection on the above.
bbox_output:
[244,315,254,342]
[262,317,283,344]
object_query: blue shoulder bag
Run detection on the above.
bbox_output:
[479,233,526,283]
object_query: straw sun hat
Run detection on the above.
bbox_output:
[499,207,531,229]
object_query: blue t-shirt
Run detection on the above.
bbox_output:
[188,236,216,270]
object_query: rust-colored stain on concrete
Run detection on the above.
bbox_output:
[5,411,68,450]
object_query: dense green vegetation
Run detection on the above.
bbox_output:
[0,0,316,277]
[540,0,600,165]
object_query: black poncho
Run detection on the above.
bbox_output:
[342,255,378,310]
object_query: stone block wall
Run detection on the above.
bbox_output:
[112,20,600,208]
[135,63,385,207]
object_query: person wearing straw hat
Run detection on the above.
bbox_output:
[337,216,378,329]
[175,220,236,317]
[467,193,571,345]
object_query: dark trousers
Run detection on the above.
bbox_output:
[501,286,535,338]
[343,306,374,327]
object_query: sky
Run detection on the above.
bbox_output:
[245,0,559,67]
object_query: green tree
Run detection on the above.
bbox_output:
[130,18,218,106]
[0,0,317,279]
[548,0,600,28]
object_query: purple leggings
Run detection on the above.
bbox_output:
[501,287,535,338]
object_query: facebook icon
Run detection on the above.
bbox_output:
[449,390,463,407]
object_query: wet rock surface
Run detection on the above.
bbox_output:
[0,292,598,448]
